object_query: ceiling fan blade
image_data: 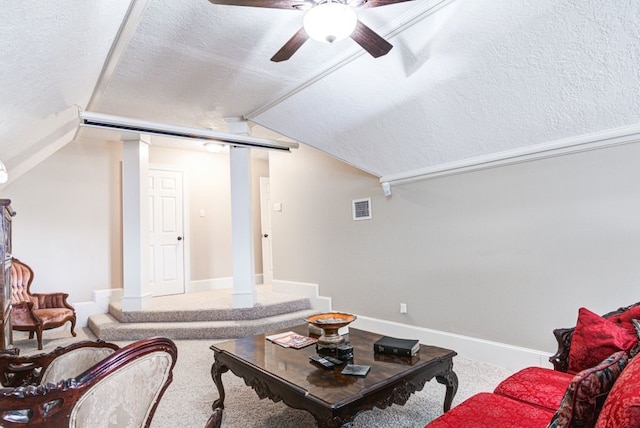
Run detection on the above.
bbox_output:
[348,0,414,9]
[350,20,393,58]
[271,28,309,62]
[208,0,311,10]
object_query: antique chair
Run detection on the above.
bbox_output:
[0,340,120,387]
[10,257,77,350]
[0,337,178,427]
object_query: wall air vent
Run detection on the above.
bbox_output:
[352,198,372,221]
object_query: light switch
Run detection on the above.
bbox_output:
[199,209,205,217]
[273,202,282,212]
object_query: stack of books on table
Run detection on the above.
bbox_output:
[373,336,420,357]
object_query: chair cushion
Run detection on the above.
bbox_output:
[494,367,574,410]
[41,347,117,385]
[595,350,640,428]
[70,351,173,427]
[33,308,74,325]
[568,307,637,373]
[425,392,555,428]
[547,351,628,428]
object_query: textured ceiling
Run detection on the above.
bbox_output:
[1,0,639,185]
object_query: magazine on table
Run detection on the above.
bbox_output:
[266,331,318,349]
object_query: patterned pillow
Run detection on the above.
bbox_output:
[547,351,628,428]
[568,307,637,373]
[595,350,640,428]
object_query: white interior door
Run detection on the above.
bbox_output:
[260,177,273,285]
[149,168,185,296]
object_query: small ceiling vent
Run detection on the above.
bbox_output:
[352,198,372,221]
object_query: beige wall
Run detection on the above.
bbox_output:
[269,142,640,353]
[149,146,268,281]
[4,140,123,302]
[3,139,267,302]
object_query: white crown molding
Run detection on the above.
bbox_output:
[380,123,640,187]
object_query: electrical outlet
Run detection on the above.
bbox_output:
[400,303,407,314]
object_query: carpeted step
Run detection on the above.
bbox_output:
[88,309,320,341]
[108,298,311,323]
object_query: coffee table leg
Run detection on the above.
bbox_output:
[210,359,229,427]
[436,369,459,412]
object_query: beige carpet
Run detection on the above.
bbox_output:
[12,327,513,428]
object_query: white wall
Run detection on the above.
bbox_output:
[2,139,268,303]
[269,139,640,354]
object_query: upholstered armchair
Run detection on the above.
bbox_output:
[0,337,177,427]
[10,258,77,350]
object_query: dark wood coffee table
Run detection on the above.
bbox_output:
[208,325,458,428]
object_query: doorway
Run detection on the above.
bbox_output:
[149,168,185,296]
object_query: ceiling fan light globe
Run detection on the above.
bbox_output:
[303,3,357,44]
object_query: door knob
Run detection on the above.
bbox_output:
[263,234,269,238]
[177,236,183,241]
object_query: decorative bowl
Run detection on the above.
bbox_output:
[305,312,357,349]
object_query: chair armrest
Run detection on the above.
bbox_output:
[0,380,80,426]
[0,340,119,387]
[31,292,74,310]
[11,301,34,311]
[548,327,574,372]
[10,301,42,327]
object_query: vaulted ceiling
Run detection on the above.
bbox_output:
[1,0,638,188]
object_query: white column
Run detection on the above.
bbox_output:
[121,134,152,311]
[230,146,256,308]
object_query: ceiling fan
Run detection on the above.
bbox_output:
[207,0,414,62]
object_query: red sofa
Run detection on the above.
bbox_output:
[426,302,640,428]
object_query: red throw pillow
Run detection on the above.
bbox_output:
[568,308,637,373]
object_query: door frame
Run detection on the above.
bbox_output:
[259,176,273,285]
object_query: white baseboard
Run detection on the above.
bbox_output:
[351,315,552,372]
[272,279,332,312]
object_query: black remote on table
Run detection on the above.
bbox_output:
[309,354,335,368]
[321,355,344,365]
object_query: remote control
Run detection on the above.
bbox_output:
[321,355,344,365]
[309,354,335,368]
